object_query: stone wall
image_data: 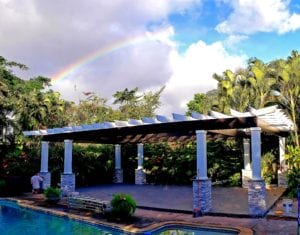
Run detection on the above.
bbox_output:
[135,168,146,185]
[193,179,212,213]
[248,179,266,216]
[113,169,123,183]
[61,173,75,196]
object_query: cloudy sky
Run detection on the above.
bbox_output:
[1,0,300,115]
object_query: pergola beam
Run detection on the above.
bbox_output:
[41,116,258,144]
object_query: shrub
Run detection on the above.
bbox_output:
[229,173,241,186]
[111,193,136,219]
[261,151,277,184]
[285,145,300,197]
[44,187,61,198]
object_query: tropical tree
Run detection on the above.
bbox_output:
[113,87,164,119]
[247,58,277,109]
[65,92,117,125]
[270,51,300,146]
[186,93,213,115]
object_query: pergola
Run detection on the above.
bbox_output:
[23,105,293,216]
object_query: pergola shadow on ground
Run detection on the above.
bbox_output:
[77,184,285,217]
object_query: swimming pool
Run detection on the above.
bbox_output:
[0,199,125,235]
[0,200,241,235]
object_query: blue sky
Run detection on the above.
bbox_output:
[1,0,300,114]
[169,0,300,61]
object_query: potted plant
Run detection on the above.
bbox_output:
[110,193,136,221]
[44,187,61,205]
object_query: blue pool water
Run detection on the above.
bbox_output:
[150,225,239,235]
[0,200,124,235]
[0,200,238,235]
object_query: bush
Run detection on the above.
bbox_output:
[287,168,300,198]
[261,151,277,184]
[44,187,61,198]
[285,145,300,198]
[229,173,241,186]
[111,193,136,219]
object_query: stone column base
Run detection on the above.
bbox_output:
[39,172,51,189]
[135,168,146,185]
[278,171,288,188]
[248,179,266,216]
[61,173,75,196]
[242,169,252,188]
[193,178,212,214]
[114,169,123,183]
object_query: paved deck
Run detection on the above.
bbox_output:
[77,184,286,216]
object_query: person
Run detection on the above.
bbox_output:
[31,172,43,194]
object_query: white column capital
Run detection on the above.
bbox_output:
[196,130,207,135]
[250,127,261,132]
[64,139,73,144]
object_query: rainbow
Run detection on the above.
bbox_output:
[51,30,168,84]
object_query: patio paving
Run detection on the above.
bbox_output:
[13,188,298,235]
[76,184,286,216]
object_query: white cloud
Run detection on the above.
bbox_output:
[0,0,247,118]
[157,40,247,115]
[216,0,300,35]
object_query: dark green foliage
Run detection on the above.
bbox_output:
[44,187,61,204]
[111,193,136,219]
[229,173,241,186]
[73,144,114,186]
[207,139,243,184]
[285,145,300,197]
[44,186,61,198]
[261,151,277,184]
[144,142,196,185]
[0,178,6,196]
[286,168,300,198]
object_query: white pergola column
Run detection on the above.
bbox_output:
[115,144,121,169]
[193,130,211,216]
[64,139,73,174]
[248,127,266,216]
[135,143,146,185]
[251,127,262,180]
[61,139,75,196]
[40,141,49,173]
[242,138,252,188]
[137,143,144,169]
[114,144,123,183]
[39,141,51,189]
[278,137,288,187]
[196,130,208,179]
